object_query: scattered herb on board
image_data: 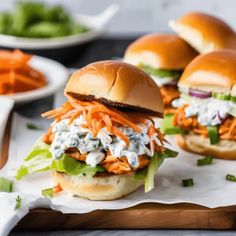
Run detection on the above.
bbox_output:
[226,174,236,182]
[26,122,41,130]
[182,178,194,187]
[197,156,213,166]
[14,195,22,210]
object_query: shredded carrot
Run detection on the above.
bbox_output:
[42,99,165,147]
[173,105,236,141]
[53,184,62,194]
[0,49,47,95]
[160,85,180,107]
[111,126,129,145]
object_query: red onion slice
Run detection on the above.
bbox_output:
[189,89,212,98]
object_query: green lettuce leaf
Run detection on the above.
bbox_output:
[144,152,165,192]
[51,155,105,176]
[16,139,105,180]
[161,114,187,135]
[140,64,182,79]
[134,148,178,192]
[133,167,148,180]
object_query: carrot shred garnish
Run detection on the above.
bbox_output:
[174,105,236,141]
[53,184,62,194]
[42,99,165,146]
[111,126,129,145]
[0,49,47,95]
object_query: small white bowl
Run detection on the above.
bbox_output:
[0,55,69,104]
[0,4,118,50]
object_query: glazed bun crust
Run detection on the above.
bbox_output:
[52,171,143,200]
[65,60,164,117]
[178,50,236,94]
[169,12,236,53]
[176,134,236,160]
[124,33,198,70]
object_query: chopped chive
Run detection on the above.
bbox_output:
[197,156,213,166]
[226,174,236,182]
[14,195,22,210]
[26,122,41,130]
[207,126,219,145]
[41,188,54,198]
[182,178,194,187]
[0,177,13,192]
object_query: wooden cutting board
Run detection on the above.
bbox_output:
[1,119,236,230]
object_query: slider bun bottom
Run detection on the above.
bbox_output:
[176,133,236,160]
[52,171,143,200]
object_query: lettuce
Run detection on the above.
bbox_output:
[140,64,182,79]
[51,155,105,176]
[162,114,186,135]
[134,148,178,192]
[16,139,105,180]
[16,139,178,194]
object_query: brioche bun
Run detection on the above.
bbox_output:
[124,33,198,70]
[169,12,236,53]
[178,50,236,95]
[52,171,143,200]
[65,60,164,117]
[176,134,236,160]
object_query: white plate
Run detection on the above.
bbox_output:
[0,55,69,104]
[0,5,118,50]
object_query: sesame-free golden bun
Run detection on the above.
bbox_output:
[176,134,236,160]
[178,50,236,95]
[52,171,143,200]
[169,12,236,53]
[124,33,198,70]
[65,60,164,117]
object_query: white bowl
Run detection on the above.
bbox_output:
[0,5,118,50]
[0,55,69,104]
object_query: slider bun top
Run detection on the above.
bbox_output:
[124,33,198,70]
[65,60,164,116]
[178,50,236,95]
[169,12,236,53]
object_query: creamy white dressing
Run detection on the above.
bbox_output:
[150,75,177,86]
[172,97,233,126]
[50,115,158,168]
[86,151,105,167]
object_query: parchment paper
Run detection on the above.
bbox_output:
[0,113,236,235]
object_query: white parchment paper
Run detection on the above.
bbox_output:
[1,113,236,235]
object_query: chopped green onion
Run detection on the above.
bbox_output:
[0,177,13,192]
[14,195,22,210]
[163,148,178,158]
[162,114,186,135]
[182,178,194,187]
[26,123,41,130]
[207,126,219,145]
[41,188,54,198]
[197,156,213,166]
[226,174,236,182]
[212,92,231,101]
[231,96,236,103]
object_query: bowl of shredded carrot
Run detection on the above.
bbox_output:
[0,49,47,95]
[0,49,69,104]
